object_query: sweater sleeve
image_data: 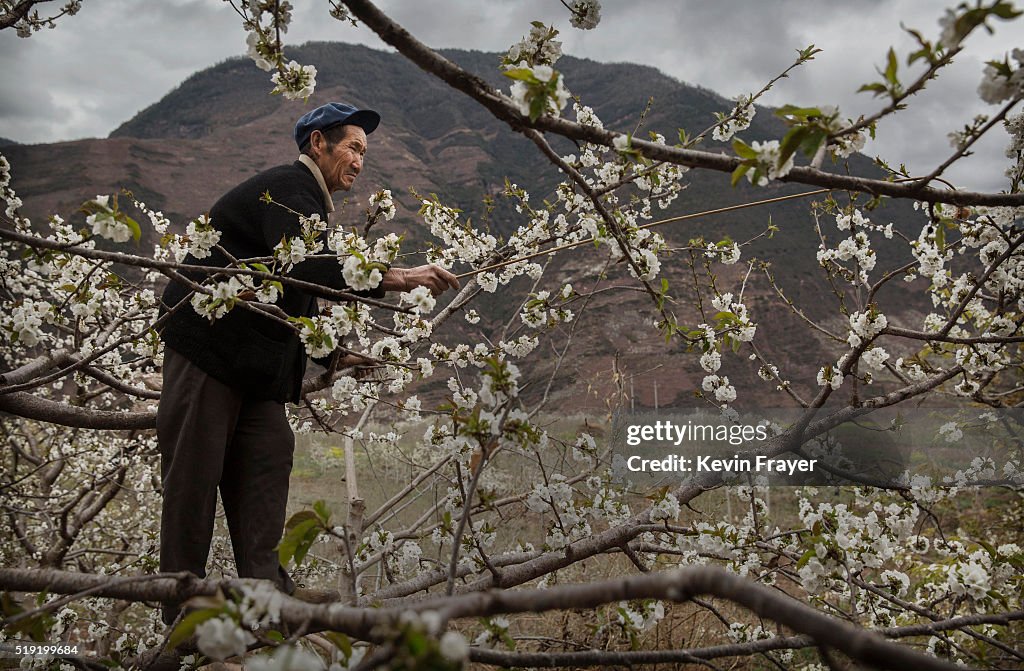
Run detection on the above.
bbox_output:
[259,184,387,300]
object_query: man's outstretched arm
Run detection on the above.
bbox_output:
[381,265,460,296]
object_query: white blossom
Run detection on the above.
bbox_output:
[817,366,843,390]
[699,350,721,373]
[938,421,963,443]
[185,215,220,259]
[745,140,794,186]
[439,631,470,662]
[713,97,755,142]
[568,0,601,29]
[270,60,317,100]
[400,285,436,314]
[342,255,384,291]
[861,347,889,371]
[245,31,274,71]
[87,210,132,243]
[246,645,325,671]
[194,617,254,661]
[369,189,396,221]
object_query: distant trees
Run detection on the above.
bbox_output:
[1,1,1023,670]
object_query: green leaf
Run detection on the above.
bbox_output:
[991,2,1023,19]
[502,68,536,83]
[405,629,429,655]
[797,45,822,60]
[796,548,816,569]
[324,632,353,658]
[775,104,823,120]
[778,126,811,166]
[295,523,325,565]
[529,92,547,122]
[167,609,222,650]
[908,43,934,65]
[731,164,751,187]
[313,500,332,525]
[799,129,827,158]
[285,510,318,530]
[278,517,321,566]
[731,139,757,159]
[122,215,142,242]
[884,47,899,85]
[857,82,888,97]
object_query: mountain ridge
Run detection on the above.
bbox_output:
[5,42,924,411]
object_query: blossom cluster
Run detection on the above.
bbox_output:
[506,63,571,120]
[421,196,498,271]
[368,188,396,221]
[815,208,892,285]
[271,61,317,101]
[712,96,756,142]
[744,140,795,186]
[978,48,1024,104]
[184,214,221,259]
[567,0,602,29]
[330,230,399,292]
[11,0,81,38]
[241,0,319,100]
[503,22,562,68]
[520,290,574,328]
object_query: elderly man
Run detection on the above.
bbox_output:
[157,102,457,624]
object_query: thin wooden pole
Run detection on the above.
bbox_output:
[453,188,830,280]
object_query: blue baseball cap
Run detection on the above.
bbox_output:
[293,102,380,149]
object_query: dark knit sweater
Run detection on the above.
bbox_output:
[160,160,383,403]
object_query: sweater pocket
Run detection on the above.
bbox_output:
[211,310,295,395]
[232,328,290,386]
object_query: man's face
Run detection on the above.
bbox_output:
[312,125,368,192]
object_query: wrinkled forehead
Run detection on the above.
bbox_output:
[338,124,367,148]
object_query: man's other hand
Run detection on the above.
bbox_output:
[381,265,460,296]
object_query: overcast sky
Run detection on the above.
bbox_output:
[1,0,1020,191]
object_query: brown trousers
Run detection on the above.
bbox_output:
[158,348,295,623]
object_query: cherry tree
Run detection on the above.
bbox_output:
[1,0,1023,669]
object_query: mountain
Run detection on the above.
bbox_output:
[4,43,924,411]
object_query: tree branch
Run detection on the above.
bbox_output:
[341,0,1024,207]
[0,391,156,429]
[2,566,1000,671]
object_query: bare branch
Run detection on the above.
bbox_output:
[471,606,1024,668]
[0,391,155,429]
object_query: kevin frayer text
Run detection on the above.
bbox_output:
[626,454,816,476]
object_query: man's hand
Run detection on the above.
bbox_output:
[381,265,460,296]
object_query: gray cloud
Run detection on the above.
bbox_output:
[1,0,1018,189]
